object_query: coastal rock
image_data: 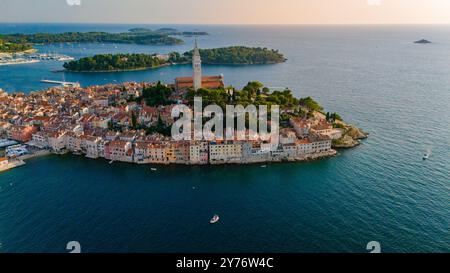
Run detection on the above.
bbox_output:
[332,125,368,149]
[333,135,360,148]
[345,126,369,140]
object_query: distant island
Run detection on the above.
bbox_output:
[414,39,432,44]
[133,28,209,36]
[0,28,210,49]
[62,46,287,72]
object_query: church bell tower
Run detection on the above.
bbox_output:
[192,39,202,90]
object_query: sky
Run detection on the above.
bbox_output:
[1,0,450,25]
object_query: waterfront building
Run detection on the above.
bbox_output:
[241,141,270,163]
[31,131,49,148]
[282,143,298,159]
[209,141,243,164]
[47,131,67,153]
[104,140,134,163]
[296,139,313,155]
[65,131,82,153]
[189,141,209,165]
[173,141,191,164]
[83,135,101,159]
[134,141,151,164]
[308,133,332,153]
[148,143,167,164]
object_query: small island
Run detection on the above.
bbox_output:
[414,39,432,44]
[62,53,166,72]
[62,46,287,72]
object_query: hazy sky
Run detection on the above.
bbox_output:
[1,0,450,25]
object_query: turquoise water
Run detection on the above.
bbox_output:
[0,24,449,253]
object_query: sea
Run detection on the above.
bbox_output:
[0,24,449,253]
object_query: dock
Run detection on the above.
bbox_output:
[40,80,80,88]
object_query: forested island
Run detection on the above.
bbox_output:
[0,27,209,48]
[62,53,165,72]
[63,46,286,72]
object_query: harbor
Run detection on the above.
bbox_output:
[0,139,51,172]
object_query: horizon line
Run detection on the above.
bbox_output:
[1,22,450,26]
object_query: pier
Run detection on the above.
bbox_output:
[40,80,80,88]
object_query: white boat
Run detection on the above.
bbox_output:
[151,168,157,171]
[210,215,220,224]
[261,165,267,168]
[423,150,431,160]
[109,160,114,164]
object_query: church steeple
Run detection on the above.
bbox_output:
[192,39,202,90]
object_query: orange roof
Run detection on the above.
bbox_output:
[175,76,224,90]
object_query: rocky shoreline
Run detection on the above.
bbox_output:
[332,124,369,149]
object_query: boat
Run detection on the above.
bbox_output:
[109,160,114,164]
[210,215,220,224]
[151,168,157,171]
[423,150,431,160]
[261,165,267,168]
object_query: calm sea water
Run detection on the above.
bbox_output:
[0,24,449,253]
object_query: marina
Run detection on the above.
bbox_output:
[0,52,74,66]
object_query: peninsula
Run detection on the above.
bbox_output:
[62,47,286,72]
[0,43,366,168]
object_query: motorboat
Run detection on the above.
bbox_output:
[210,215,220,224]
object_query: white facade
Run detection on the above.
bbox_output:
[31,132,49,148]
[189,142,208,164]
[48,133,66,152]
[209,142,242,163]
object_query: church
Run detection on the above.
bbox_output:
[175,40,224,92]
